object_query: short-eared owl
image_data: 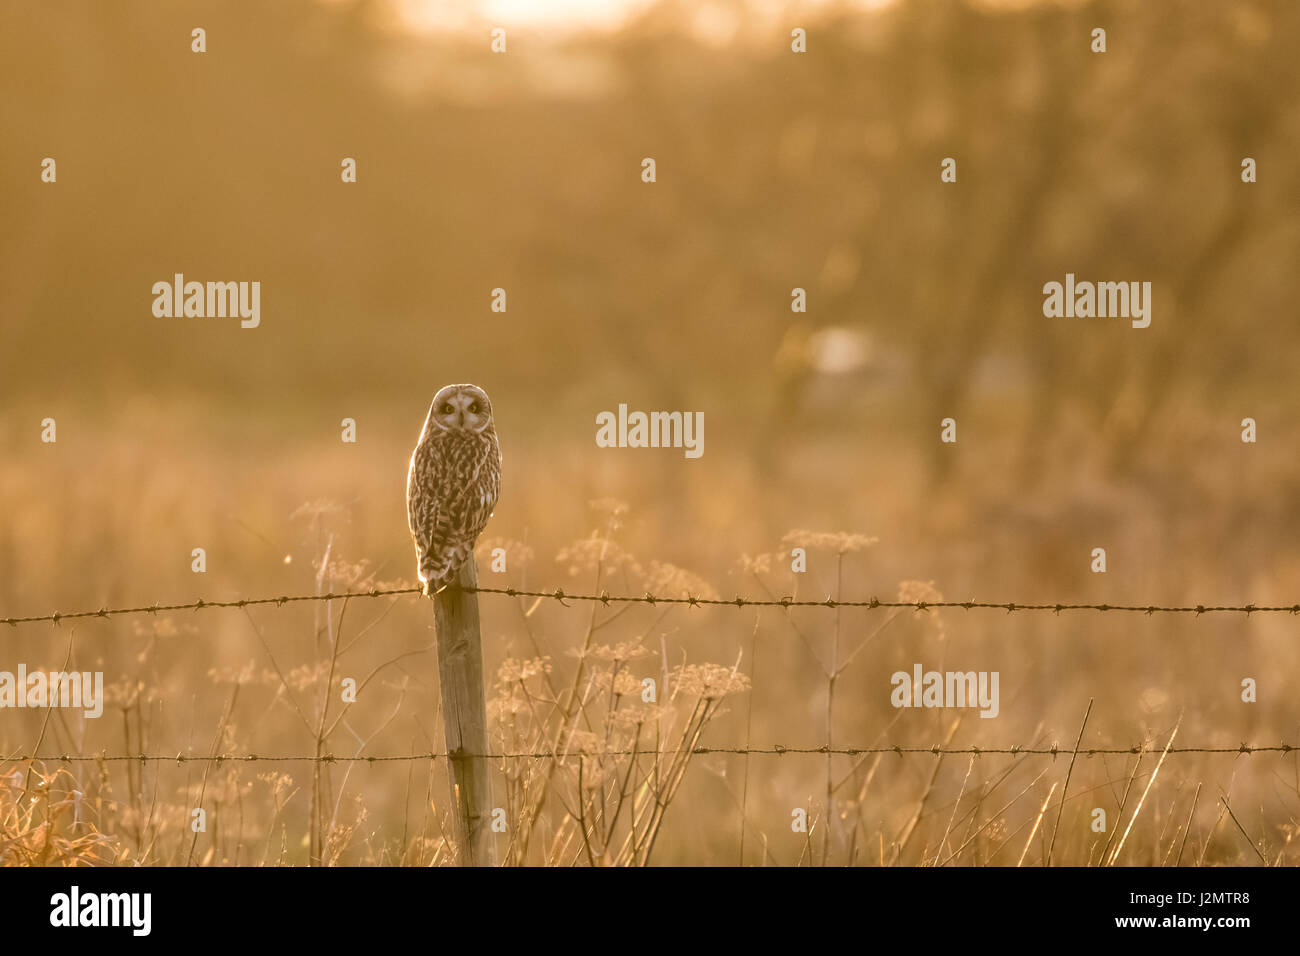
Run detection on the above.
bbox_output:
[406,383,502,595]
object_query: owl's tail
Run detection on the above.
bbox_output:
[422,577,453,598]
[420,547,468,596]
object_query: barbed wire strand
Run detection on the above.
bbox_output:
[5,585,1300,627]
[4,744,1294,764]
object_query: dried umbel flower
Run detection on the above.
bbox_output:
[610,670,644,698]
[496,657,552,686]
[738,552,775,575]
[671,663,751,700]
[556,534,642,579]
[207,660,260,685]
[642,561,719,600]
[586,666,647,698]
[279,661,331,692]
[588,642,653,663]
[256,772,296,804]
[782,530,879,553]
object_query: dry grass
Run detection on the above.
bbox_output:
[2,476,1298,867]
[3,0,1300,866]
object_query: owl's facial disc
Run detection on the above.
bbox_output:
[431,384,492,433]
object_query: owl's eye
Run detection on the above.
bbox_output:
[469,402,480,414]
[442,404,454,415]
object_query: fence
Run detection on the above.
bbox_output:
[5,579,1295,868]
[3,583,1295,761]
[7,586,1300,627]
[7,745,1295,763]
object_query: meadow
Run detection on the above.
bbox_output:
[2,0,1298,865]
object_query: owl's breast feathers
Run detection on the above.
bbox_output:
[406,426,502,590]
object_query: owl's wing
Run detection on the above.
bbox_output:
[465,441,501,538]
[405,447,422,537]
[406,438,446,567]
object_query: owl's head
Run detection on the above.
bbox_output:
[428,383,494,434]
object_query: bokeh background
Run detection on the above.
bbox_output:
[2,0,1299,865]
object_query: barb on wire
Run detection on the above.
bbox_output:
[0,587,422,627]
[3,585,1300,627]
[4,743,1294,764]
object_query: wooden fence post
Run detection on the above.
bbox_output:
[433,555,497,867]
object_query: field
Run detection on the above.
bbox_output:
[2,0,1299,866]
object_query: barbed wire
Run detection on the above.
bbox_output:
[5,743,1295,764]
[4,585,1300,628]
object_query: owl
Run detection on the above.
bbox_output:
[406,383,502,595]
